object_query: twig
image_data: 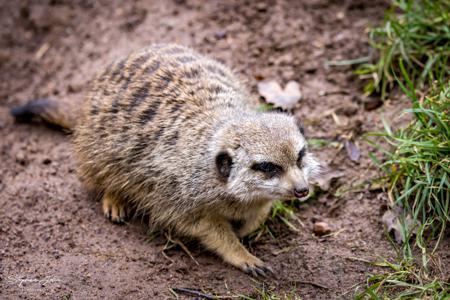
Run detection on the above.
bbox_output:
[170,288,217,300]
[345,256,372,264]
[174,238,200,266]
[35,43,50,59]
[318,90,351,96]
[323,228,346,238]
[164,232,199,265]
[161,250,174,265]
[271,245,299,256]
[324,56,370,67]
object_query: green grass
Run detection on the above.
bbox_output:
[356,1,450,298]
[169,285,301,300]
[360,80,450,299]
[369,81,450,241]
[238,287,301,300]
[356,0,450,99]
[247,199,307,243]
[355,258,450,299]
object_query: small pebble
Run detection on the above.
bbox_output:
[313,222,332,236]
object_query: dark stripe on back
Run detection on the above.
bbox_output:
[205,64,227,78]
[154,71,173,91]
[128,134,149,163]
[129,82,151,112]
[110,53,154,113]
[183,67,201,79]
[205,84,225,95]
[138,100,161,125]
[170,103,182,113]
[118,52,153,93]
[166,130,179,146]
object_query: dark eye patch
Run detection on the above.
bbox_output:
[216,152,233,181]
[297,147,307,167]
[251,162,283,178]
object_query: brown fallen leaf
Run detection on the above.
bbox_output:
[257,80,302,110]
[363,97,383,111]
[382,206,420,244]
[312,168,344,191]
[344,139,360,162]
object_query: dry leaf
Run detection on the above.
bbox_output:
[382,207,420,244]
[312,169,344,191]
[344,139,360,162]
[257,80,302,110]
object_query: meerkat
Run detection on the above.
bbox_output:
[11,44,321,275]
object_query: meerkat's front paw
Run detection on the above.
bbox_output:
[239,255,273,277]
[102,194,128,224]
[186,216,274,277]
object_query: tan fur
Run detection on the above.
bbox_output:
[13,44,321,274]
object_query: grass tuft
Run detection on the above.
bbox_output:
[355,258,450,299]
[238,284,301,300]
[357,0,450,298]
[361,79,450,300]
[356,0,450,99]
[368,82,450,242]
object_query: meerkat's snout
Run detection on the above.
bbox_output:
[283,166,310,199]
[293,187,309,198]
[292,173,310,198]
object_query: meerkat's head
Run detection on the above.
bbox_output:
[214,112,321,202]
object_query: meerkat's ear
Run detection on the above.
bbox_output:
[215,151,233,181]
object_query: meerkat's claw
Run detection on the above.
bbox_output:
[265,265,274,274]
[102,194,128,224]
[243,262,272,277]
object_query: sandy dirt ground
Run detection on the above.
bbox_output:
[2,0,448,299]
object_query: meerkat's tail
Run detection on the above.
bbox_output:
[10,98,80,131]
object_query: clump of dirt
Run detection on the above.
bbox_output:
[3,0,443,299]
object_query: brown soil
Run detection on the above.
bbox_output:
[3,1,445,299]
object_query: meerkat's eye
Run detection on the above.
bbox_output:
[297,147,307,168]
[251,162,283,178]
[216,151,233,181]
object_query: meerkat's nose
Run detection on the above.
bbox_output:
[293,187,309,198]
